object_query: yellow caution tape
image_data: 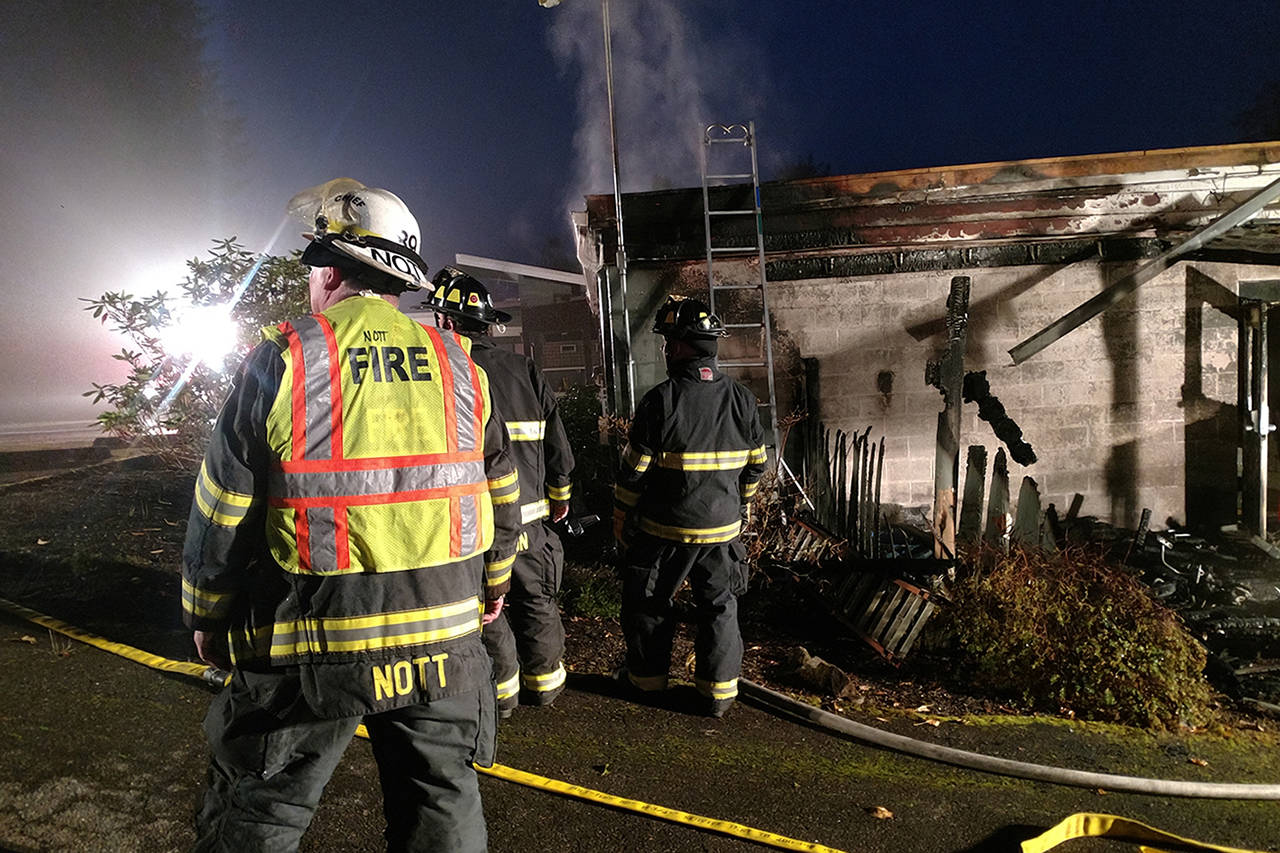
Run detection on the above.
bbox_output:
[0,596,229,685]
[355,724,845,853]
[6,598,1273,853]
[1022,813,1267,853]
[0,597,842,853]
[480,763,845,852]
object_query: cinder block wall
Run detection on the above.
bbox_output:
[758,260,1256,530]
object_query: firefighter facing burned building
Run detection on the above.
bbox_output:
[613,295,767,718]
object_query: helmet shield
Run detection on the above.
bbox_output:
[430,266,513,325]
[651,295,728,339]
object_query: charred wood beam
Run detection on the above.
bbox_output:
[926,276,971,560]
[629,235,1163,273]
[1190,248,1280,267]
[1009,174,1280,365]
[957,445,988,543]
[1011,476,1043,547]
[962,371,1037,465]
[984,448,1011,548]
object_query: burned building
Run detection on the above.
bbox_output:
[575,140,1280,534]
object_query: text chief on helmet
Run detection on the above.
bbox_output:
[287,177,430,293]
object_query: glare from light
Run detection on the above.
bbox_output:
[131,259,190,299]
[157,302,239,369]
[154,215,289,418]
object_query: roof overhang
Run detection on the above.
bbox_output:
[582,140,1280,268]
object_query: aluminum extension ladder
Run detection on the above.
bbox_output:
[699,121,780,450]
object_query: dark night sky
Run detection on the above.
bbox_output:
[2,0,1278,436]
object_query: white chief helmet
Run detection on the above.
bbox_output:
[287,178,429,291]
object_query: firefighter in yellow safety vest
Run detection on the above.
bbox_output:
[429,267,575,716]
[614,295,767,718]
[181,179,519,853]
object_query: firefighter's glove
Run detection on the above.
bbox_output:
[482,596,505,625]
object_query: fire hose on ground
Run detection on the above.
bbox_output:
[738,679,1280,801]
[0,596,1272,853]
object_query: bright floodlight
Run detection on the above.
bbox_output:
[158,302,239,369]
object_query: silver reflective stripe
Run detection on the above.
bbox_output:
[521,499,549,524]
[305,506,338,573]
[268,599,482,655]
[292,316,334,460]
[506,420,546,441]
[459,492,478,552]
[438,332,478,451]
[271,460,487,499]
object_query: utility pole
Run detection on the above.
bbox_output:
[602,0,635,414]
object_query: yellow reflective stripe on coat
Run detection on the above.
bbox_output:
[638,516,741,544]
[521,499,549,524]
[194,461,255,527]
[496,671,521,701]
[655,449,752,471]
[1021,813,1266,853]
[489,468,520,506]
[260,597,482,657]
[620,442,651,475]
[521,663,567,693]
[181,578,236,621]
[614,484,640,508]
[740,481,759,499]
[547,483,571,501]
[506,420,546,441]
[695,676,738,700]
[486,553,515,588]
[747,444,767,464]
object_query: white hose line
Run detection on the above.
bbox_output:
[739,680,1280,800]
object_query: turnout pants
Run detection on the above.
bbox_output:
[194,670,496,853]
[620,534,747,707]
[482,521,567,709]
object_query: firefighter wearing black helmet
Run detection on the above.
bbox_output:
[614,295,767,717]
[431,266,575,716]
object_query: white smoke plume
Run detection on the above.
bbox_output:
[546,0,764,208]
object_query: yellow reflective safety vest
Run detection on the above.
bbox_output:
[263,296,496,573]
[181,295,520,714]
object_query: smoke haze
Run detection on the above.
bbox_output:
[2,0,1276,446]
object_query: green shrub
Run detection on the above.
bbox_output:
[559,561,622,619]
[555,384,616,513]
[83,238,309,469]
[935,545,1212,729]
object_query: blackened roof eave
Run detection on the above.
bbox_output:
[584,139,1280,218]
[583,140,1280,261]
[622,235,1280,282]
